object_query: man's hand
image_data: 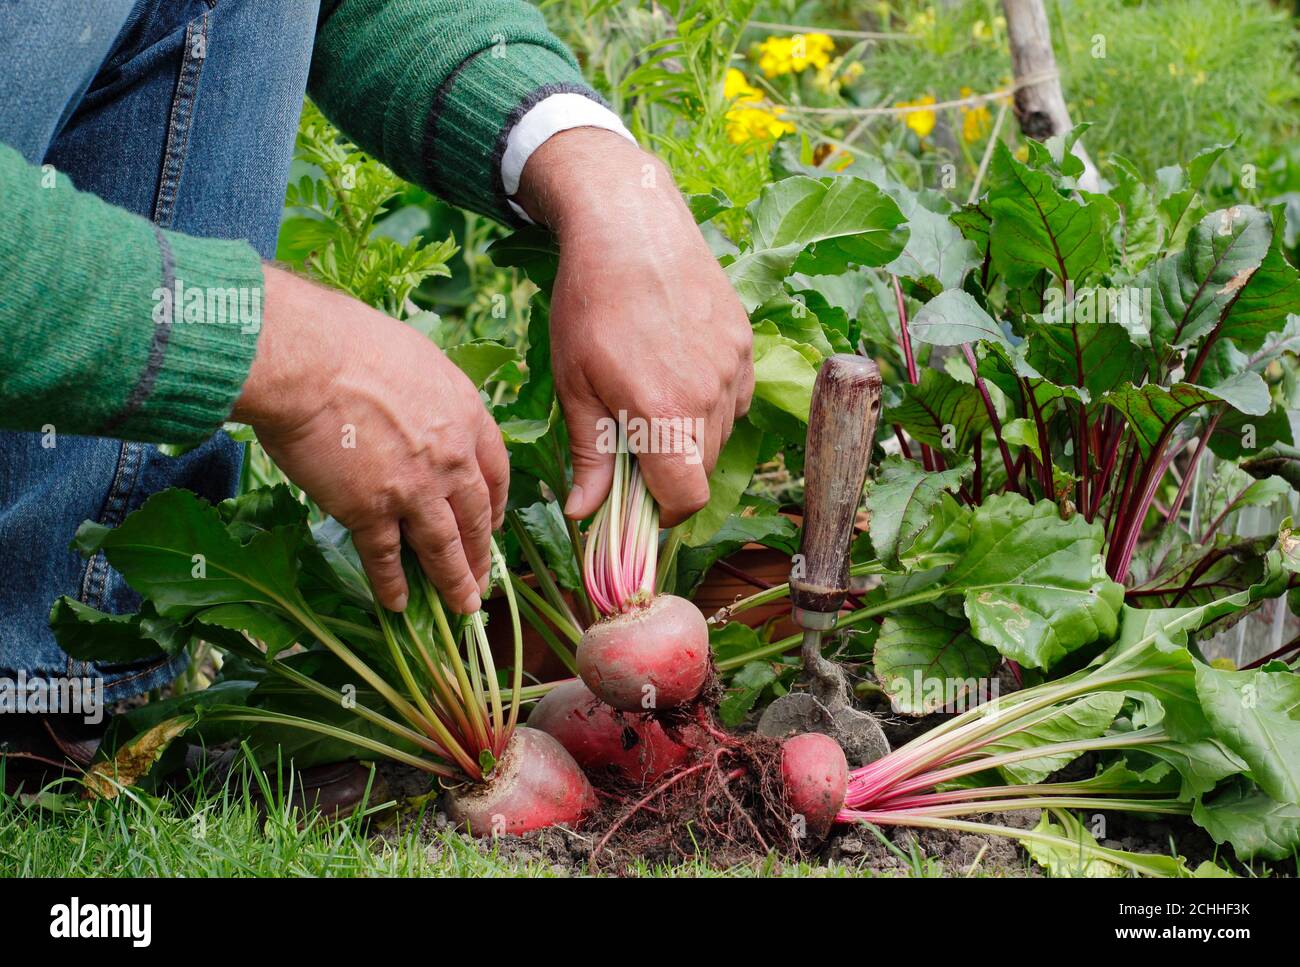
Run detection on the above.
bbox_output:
[233,266,508,614]
[515,129,754,526]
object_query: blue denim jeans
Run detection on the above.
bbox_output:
[0,0,319,702]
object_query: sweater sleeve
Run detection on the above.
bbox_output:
[0,143,264,444]
[308,0,607,224]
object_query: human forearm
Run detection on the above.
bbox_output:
[513,127,680,233]
[309,0,603,223]
[0,143,262,444]
[230,266,340,435]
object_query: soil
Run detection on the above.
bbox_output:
[757,691,890,766]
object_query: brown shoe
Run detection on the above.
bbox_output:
[3,713,387,824]
[0,714,106,795]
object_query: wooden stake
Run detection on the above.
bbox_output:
[1001,0,1101,191]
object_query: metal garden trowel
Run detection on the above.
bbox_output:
[757,354,889,766]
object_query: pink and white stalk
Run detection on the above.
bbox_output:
[584,448,659,616]
[832,642,1194,856]
[576,445,711,712]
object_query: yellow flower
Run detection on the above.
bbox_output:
[958,86,991,143]
[908,7,937,35]
[961,109,990,143]
[757,32,835,77]
[723,70,792,144]
[972,16,1005,42]
[1209,657,1237,671]
[895,94,937,139]
[1014,144,1030,162]
[812,56,864,96]
[793,33,835,71]
[813,64,836,95]
[724,67,762,103]
[725,105,795,145]
[757,37,792,78]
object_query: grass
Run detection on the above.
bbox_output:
[2,781,435,878]
[0,754,1003,878]
[1,752,521,877]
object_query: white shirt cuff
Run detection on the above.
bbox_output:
[502,92,636,223]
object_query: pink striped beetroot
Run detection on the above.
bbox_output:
[529,679,693,783]
[577,451,711,712]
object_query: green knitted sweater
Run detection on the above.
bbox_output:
[0,1,597,445]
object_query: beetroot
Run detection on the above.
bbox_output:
[781,732,848,842]
[529,679,693,783]
[577,594,711,712]
[578,453,711,711]
[443,727,597,836]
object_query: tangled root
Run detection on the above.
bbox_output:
[587,703,805,872]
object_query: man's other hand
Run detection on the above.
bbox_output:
[233,266,508,614]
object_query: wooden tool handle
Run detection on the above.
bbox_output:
[791,354,882,615]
